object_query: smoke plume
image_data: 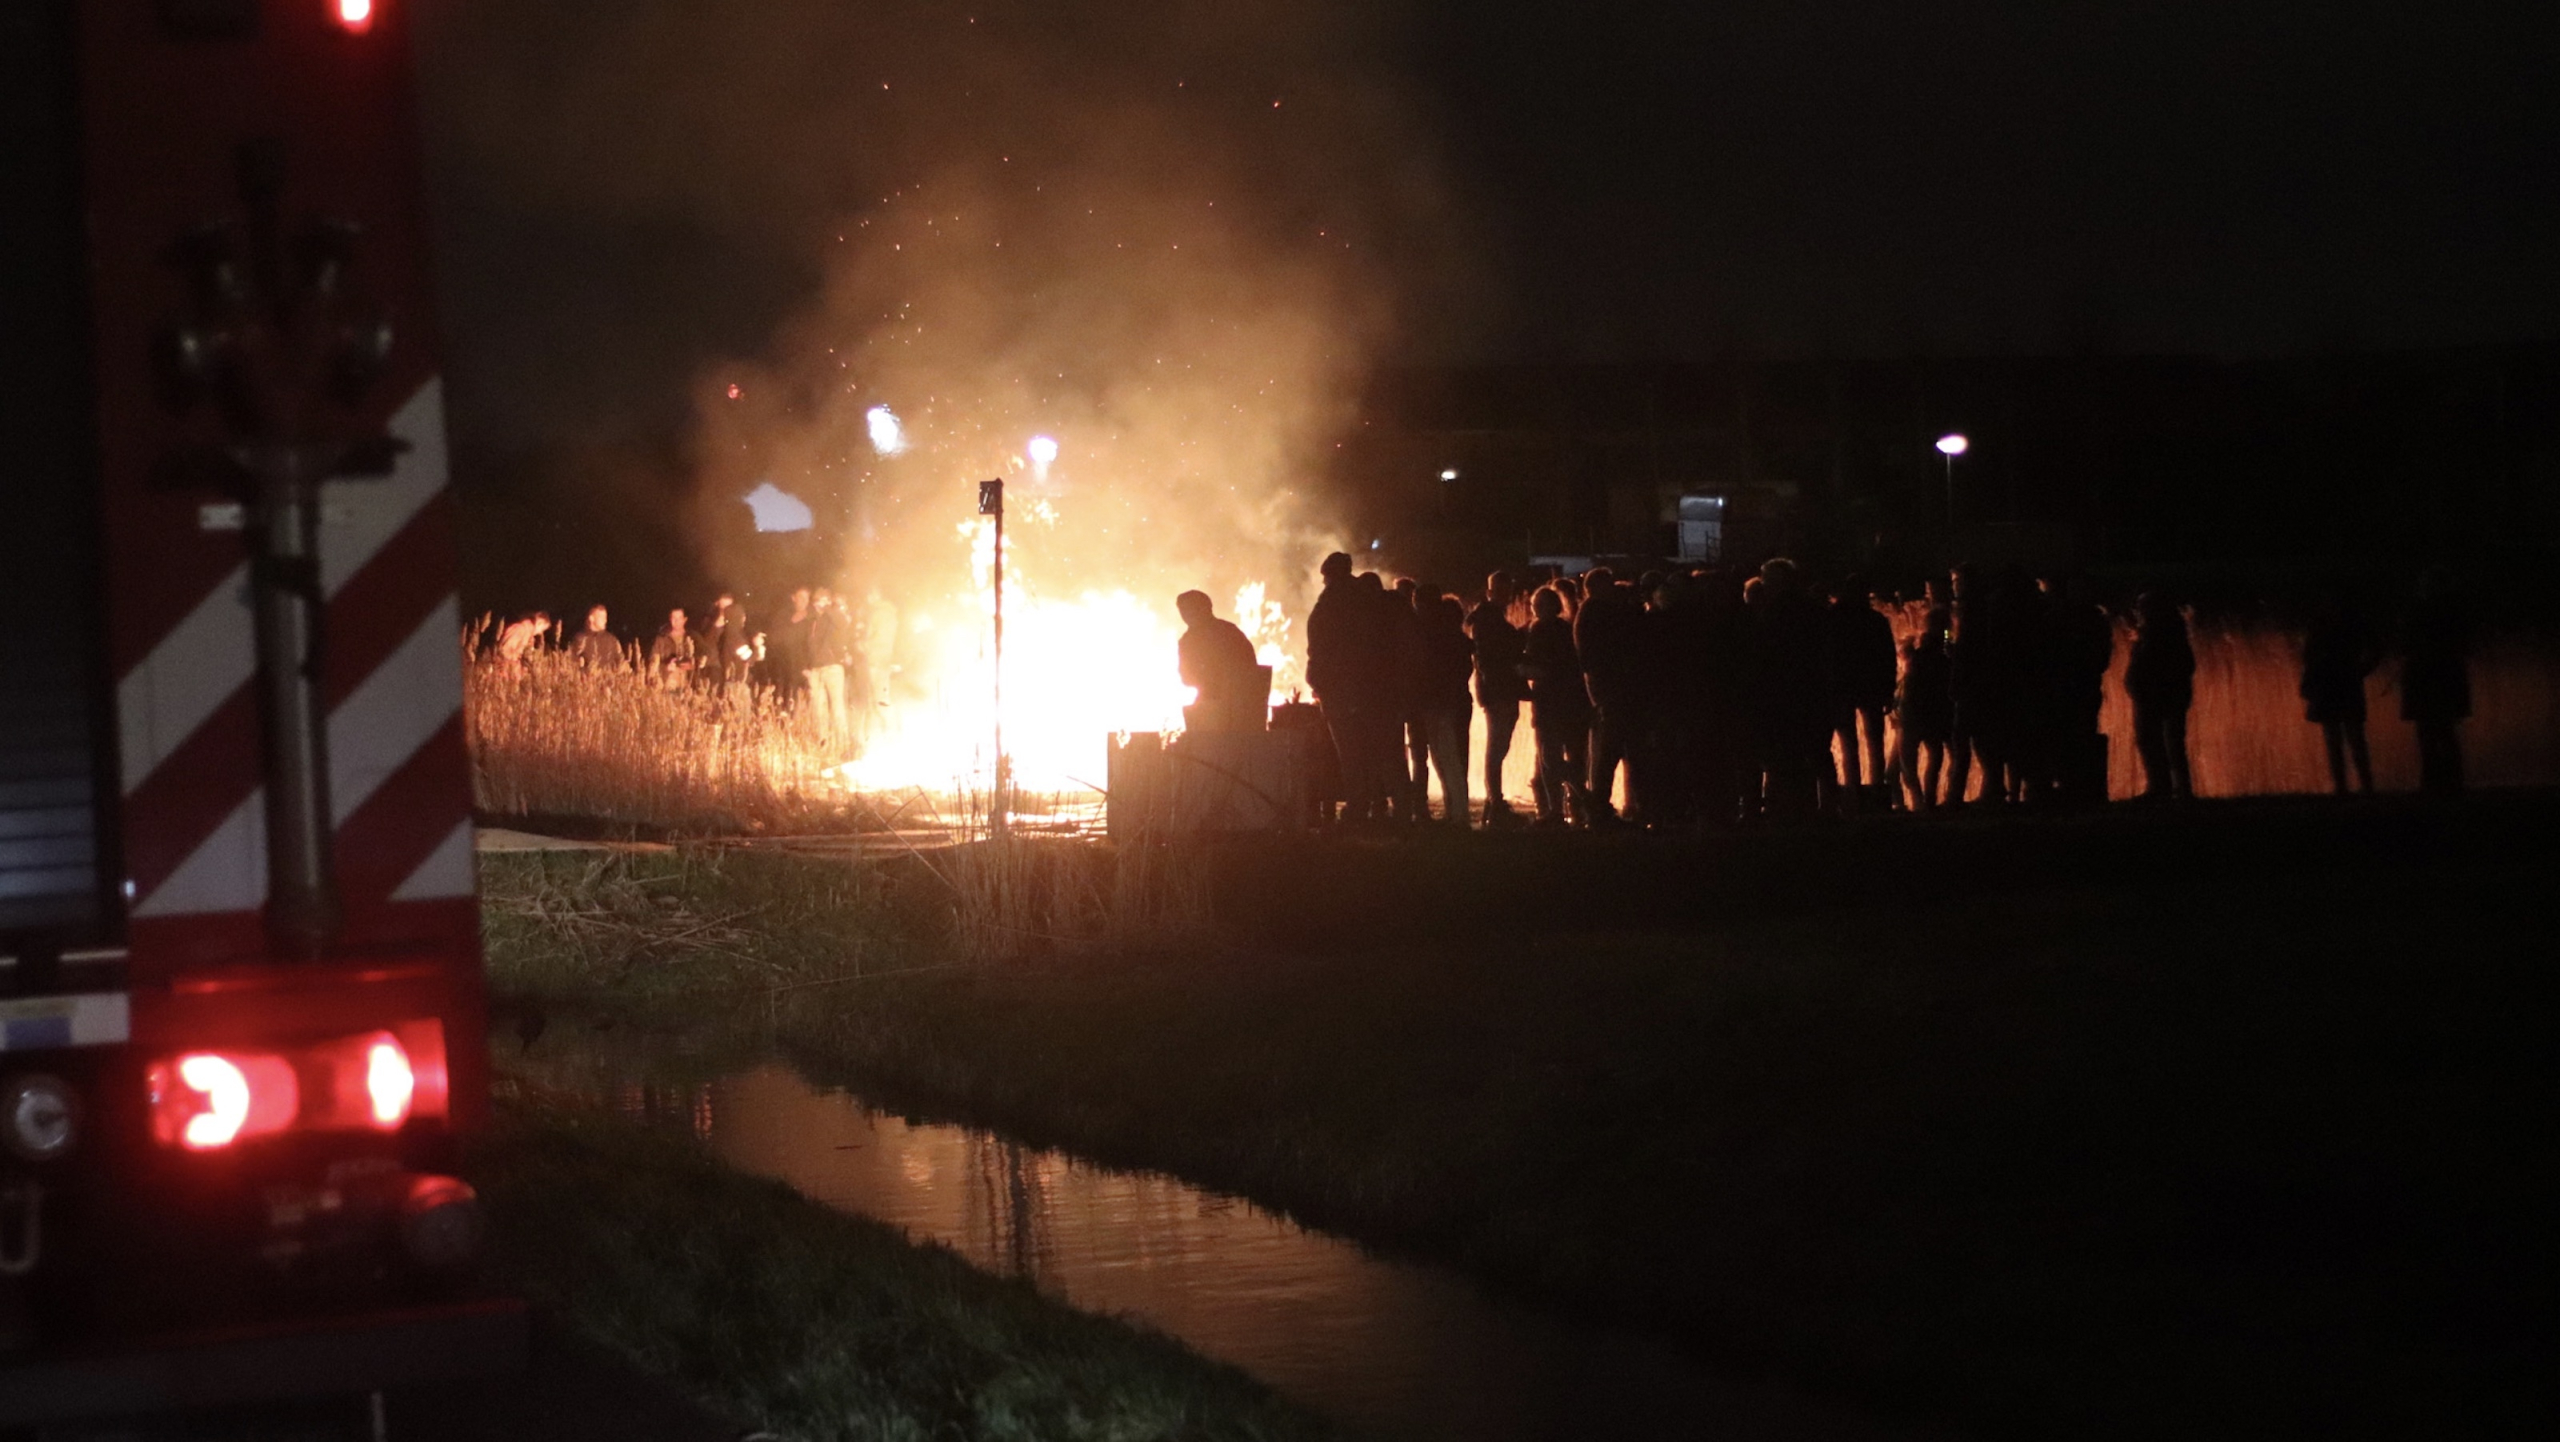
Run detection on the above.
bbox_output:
[429,0,1471,656]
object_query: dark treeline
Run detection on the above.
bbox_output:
[1334,345,2560,594]
[455,346,2560,627]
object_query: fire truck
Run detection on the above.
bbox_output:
[1,0,518,1427]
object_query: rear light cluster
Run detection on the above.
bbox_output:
[147,1022,447,1151]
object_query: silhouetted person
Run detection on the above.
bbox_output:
[1415,592,1474,823]
[1468,571,1528,825]
[1746,559,1832,814]
[2038,575,2116,805]
[708,592,753,688]
[1575,567,1648,823]
[1643,571,1709,827]
[1394,578,1429,795]
[1308,553,1402,822]
[2124,590,2195,800]
[1378,576,1428,819]
[1521,586,1591,825]
[807,587,855,751]
[1692,571,1754,825]
[1176,589,1264,735]
[570,604,625,671]
[2400,571,2472,795]
[1305,553,1362,706]
[2299,587,2381,795]
[1828,576,1898,810]
[764,586,815,705]
[1897,608,1954,809]
[1944,566,1997,805]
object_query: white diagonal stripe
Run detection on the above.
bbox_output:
[133,790,263,918]
[118,564,253,796]
[118,379,451,794]
[329,595,463,825]
[391,821,477,901]
[321,378,451,593]
[136,592,463,917]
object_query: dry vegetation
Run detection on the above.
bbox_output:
[938,835,1213,965]
[480,837,1211,1005]
[464,640,851,832]
[468,623,2560,837]
[464,636,1112,840]
[2094,621,2560,798]
[1865,608,2560,801]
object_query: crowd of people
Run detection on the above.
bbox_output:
[1242,552,2479,829]
[481,555,2478,825]
[480,585,870,752]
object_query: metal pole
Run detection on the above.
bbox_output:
[1944,452,1955,531]
[993,497,1005,836]
[249,442,339,958]
[978,478,1007,838]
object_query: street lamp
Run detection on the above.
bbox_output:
[866,406,905,455]
[1935,433,1968,529]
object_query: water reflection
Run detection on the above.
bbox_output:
[591,1062,1910,1441]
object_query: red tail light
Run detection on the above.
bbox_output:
[365,1037,414,1127]
[148,1022,446,1150]
[157,1053,300,1150]
[334,0,376,34]
[160,1050,294,1152]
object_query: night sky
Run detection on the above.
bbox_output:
[415,0,2560,446]
[1401,0,2560,361]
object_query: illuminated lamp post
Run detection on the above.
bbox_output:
[1935,433,1969,530]
[977,477,1007,836]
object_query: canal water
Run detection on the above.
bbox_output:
[563,1054,1914,1441]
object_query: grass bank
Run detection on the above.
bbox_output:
[480,795,2560,1436]
[470,1087,1332,1442]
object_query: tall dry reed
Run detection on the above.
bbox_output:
[464,636,852,833]
[471,623,2560,835]
[929,789,1211,965]
[465,634,1112,836]
[2096,622,2560,799]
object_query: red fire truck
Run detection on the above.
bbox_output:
[2,0,519,1426]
